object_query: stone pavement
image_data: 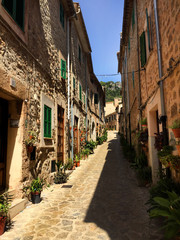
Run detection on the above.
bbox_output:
[1,131,164,240]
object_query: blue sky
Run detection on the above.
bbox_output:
[77,0,124,83]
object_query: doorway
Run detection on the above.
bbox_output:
[57,106,64,163]
[0,98,8,190]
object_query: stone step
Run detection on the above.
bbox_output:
[9,198,27,219]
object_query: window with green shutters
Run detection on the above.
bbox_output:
[140,31,146,67]
[78,45,81,63]
[2,0,25,30]
[73,77,76,90]
[44,105,51,138]
[84,95,85,104]
[132,71,135,88]
[60,2,64,28]
[61,59,66,79]
[79,84,82,100]
[128,37,130,52]
[94,93,99,104]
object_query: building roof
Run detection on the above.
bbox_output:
[118,0,133,73]
[73,3,92,53]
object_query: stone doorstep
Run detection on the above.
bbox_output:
[9,198,28,219]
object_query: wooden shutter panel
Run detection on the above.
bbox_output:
[60,3,64,28]
[61,59,66,79]
[73,77,75,89]
[79,84,82,100]
[140,32,146,67]
[132,71,135,88]
[146,8,151,51]
[94,93,98,104]
[44,105,51,138]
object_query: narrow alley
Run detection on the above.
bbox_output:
[1,131,163,240]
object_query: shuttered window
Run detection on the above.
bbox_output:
[94,93,99,104]
[61,59,66,79]
[78,45,81,63]
[60,2,64,28]
[79,84,82,100]
[2,0,25,30]
[140,32,146,67]
[44,105,51,138]
[128,37,130,51]
[146,8,151,51]
[73,77,76,90]
[132,71,135,88]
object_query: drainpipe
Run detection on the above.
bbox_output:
[125,47,131,146]
[153,0,168,145]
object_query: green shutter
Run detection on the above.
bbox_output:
[140,32,146,67]
[146,8,151,51]
[94,93,99,104]
[79,84,82,100]
[73,77,75,89]
[132,71,135,88]
[44,105,51,138]
[84,95,85,104]
[60,2,64,28]
[61,59,66,79]
[78,45,81,62]
[132,7,135,28]
[128,37,130,51]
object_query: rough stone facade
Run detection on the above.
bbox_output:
[118,0,180,182]
[0,0,105,196]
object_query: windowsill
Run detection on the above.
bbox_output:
[44,137,53,140]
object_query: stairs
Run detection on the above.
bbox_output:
[4,189,28,219]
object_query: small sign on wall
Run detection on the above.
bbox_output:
[10,119,19,128]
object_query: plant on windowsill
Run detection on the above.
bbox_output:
[25,131,37,153]
[0,193,12,236]
[23,178,45,204]
[170,119,180,138]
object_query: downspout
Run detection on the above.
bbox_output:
[125,47,131,146]
[135,0,142,122]
[153,0,168,145]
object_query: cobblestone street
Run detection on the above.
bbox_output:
[1,131,163,240]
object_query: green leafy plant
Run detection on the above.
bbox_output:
[54,161,68,184]
[130,152,148,169]
[136,166,152,186]
[25,131,37,146]
[149,191,180,239]
[75,154,80,163]
[141,118,147,125]
[23,178,45,194]
[170,119,180,129]
[0,193,12,218]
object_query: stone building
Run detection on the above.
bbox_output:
[105,98,121,131]
[0,0,105,215]
[118,0,180,182]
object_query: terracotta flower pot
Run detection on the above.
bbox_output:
[0,217,6,236]
[176,145,180,156]
[172,128,180,138]
[27,145,34,153]
[76,161,80,167]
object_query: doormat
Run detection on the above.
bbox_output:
[61,185,73,188]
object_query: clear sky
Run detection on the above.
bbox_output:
[77,0,124,83]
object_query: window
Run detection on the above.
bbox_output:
[60,2,64,28]
[78,45,81,63]
[2,0,25,30]
[73,77,76,90]
[44,105,51,138]
[146,8,153,51]
[140,31,146,67]
[90,91,93,104]
[94,93,99,104]
[132,71,135,88]
[79,83,82,100]
[61,59,66,79]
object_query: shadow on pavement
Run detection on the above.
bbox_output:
[84,133,164,240]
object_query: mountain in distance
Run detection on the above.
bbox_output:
[100,81,122,102]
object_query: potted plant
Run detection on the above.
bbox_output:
[25,131,37,153]
[141,118,147,129]
[170,119,180,138]
[23,178,45,204]
[54,161,68,184]
[0,193,12,235]
[75,154,80,167]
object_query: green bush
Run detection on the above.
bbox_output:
[149,191,180,239]
[136,166,152,186]
[131,152,148,169]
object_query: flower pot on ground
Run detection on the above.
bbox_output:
[170,119,180,138]
[0,193,12,235]
[75,154,80,167]
[23,178,45,204]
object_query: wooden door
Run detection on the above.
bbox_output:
[0,98,8,190]
[73,116,79,155]
[57,106,64,163]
